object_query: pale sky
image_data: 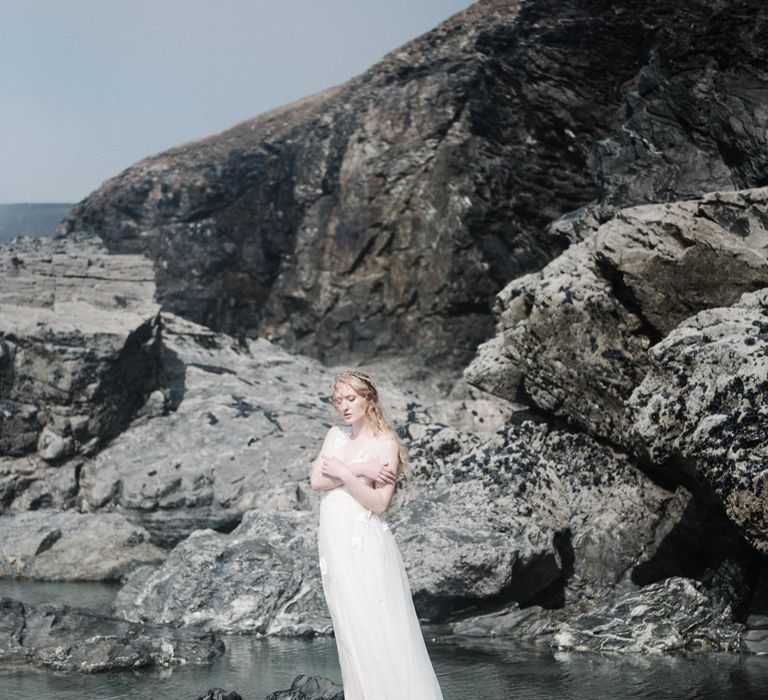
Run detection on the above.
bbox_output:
[0,0,472,204]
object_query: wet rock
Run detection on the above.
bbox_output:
[466,187,768,446]
[0,597,223,672]
[629,288,768,552]
[198,690,243,700]
[553,575,744,653]
[0,234,163,460]
[0,510,164,580]
[744,564,768,655]
[451,603,557,640]
[58,1,724,368]
[264,674,343,700]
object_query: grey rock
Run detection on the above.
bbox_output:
[0,510,164,580]
[628,288,768,552]
[395,422,674,618]
[467,186,768,447]
[114,509,331,635]
[553,575,744,654]
[264,675,343,700]
[0,234,163,460]
[451,603,557,640]
[0,597,223,672]
[198,690,243,700]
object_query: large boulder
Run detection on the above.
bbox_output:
[0,510,164,580]
[58,0,726,367]
[0,597,223,672]
[114,509,330,635]
[629,288,768,552]
[466,187,768,446]
[0,234,163,461]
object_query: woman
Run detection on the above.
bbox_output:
[310,370,444,700]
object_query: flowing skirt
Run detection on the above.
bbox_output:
[318,487,444,700]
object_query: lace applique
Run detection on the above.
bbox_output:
[350,535,363,550]
[319,557,328,576]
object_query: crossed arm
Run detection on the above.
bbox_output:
[310,428,399,515]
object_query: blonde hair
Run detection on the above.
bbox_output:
[333,370,408,475]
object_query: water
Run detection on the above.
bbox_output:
[1,582,768,699]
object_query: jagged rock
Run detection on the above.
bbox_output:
[198,690,243,700]
[264,675,343,700]
[0,597,223,672]
[466,187,768,446]
[395,422,674,618]
[451,603,558,640]
[628,288,768,552]
[553,574,744,653]
[0,234,163,460]
[0,510,164,580]
[592,0,768,209]
[114,509,331,634]
[58,0,725,367]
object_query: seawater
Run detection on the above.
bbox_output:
[1,581,768,699]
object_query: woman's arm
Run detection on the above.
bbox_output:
[310,427,343,491]
[328,440,399,515]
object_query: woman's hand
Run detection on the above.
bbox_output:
[320,455,348,480]
[365,461,396,486]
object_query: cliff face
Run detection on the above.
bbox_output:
[59,0,725,366]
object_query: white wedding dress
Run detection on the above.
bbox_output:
[317,426,444,700]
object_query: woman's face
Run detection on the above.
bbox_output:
[334,382,367,424]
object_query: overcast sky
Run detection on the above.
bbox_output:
[0,0,472,204]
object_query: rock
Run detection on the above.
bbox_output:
[0,597,223,672]
[592,0,768,209]
[451,603,557,640]
[114,509,331,635]
[264,674,343,700]
[466,186,768,447]
[394,422,674,618]
[0,510,164,580]
[553,575,744,653]
[58,1,725,367]
[198,690,243,700]
[628,288,768,552]
[0,233,163,460]
[744,564,768,655]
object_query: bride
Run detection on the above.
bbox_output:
[310,370,444,700]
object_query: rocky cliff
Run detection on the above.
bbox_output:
[58,0,736,368]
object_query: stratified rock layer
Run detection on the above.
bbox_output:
[0,234,163,461]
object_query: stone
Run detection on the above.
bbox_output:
[0,510,165,580]
[198,690,243,700]
[264,674,343,700]
[0,233,163,460]
[0,597,223,672]
[553,575,744,654]
[628,288,768,553]
[466,186,768,447]
[114,509,331,635]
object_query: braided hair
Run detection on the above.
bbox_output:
[333,370,408,475]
